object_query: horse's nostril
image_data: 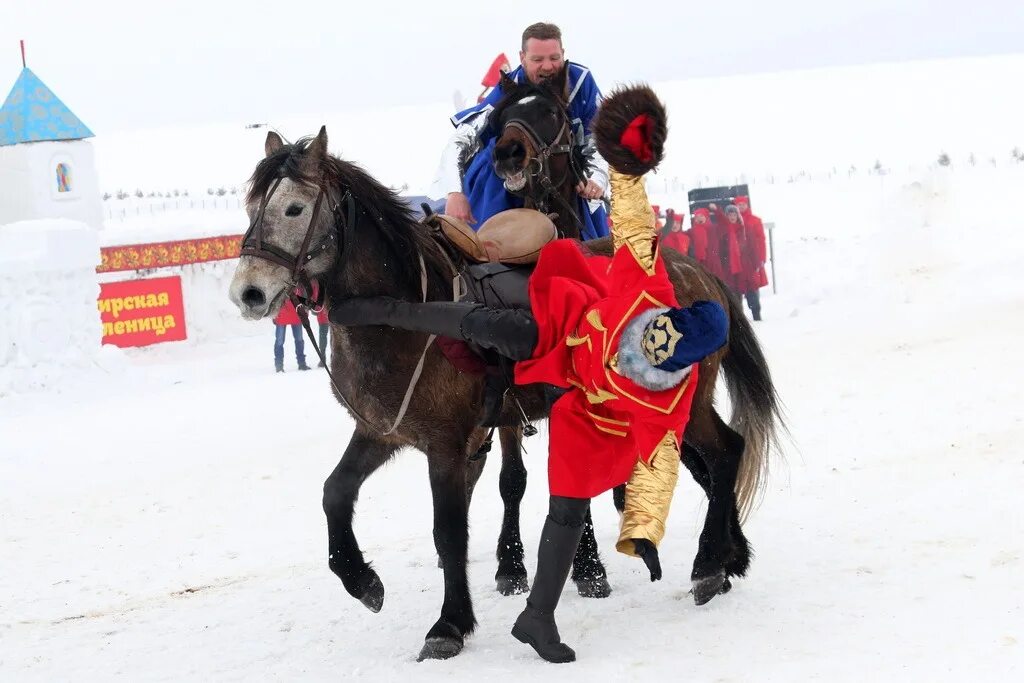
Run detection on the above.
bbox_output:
[495,142,526,164]
[241,286,266,308]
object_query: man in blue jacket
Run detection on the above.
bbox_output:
[431,22,610,240]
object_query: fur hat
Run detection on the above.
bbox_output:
[616,301,728,390]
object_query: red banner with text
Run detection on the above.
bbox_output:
[97,276,188,347]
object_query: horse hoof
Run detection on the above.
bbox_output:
[692,571,727,606]
[496,574,529,596]
[358,572,385,613]
[574,576,612,599]
[415,626,464,659]
[720,577,732,595]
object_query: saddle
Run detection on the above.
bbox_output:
[430,208,557,265]
[423,208,557,429]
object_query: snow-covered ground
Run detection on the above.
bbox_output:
[2,160,1022,680]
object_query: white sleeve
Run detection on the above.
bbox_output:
[585,137,610,194]
[428,111,492,201]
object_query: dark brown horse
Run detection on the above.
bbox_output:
[228,122,782,661]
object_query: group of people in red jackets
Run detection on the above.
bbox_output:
[657,195,768,320]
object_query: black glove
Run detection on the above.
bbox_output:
[633,538,662,582]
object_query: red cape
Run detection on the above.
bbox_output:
[515,240,699,497]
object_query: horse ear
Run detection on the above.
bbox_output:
[499,70,517,93]
[309,126,329,160]
[265,131,284,157]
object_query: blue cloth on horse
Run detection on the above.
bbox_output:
[461,144,609,240]
[451,62,609,240]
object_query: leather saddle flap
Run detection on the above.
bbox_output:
[431,209,557,265]
[476,208,558,265]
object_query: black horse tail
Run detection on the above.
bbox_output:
[720,288,787,520]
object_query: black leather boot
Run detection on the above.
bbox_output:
[329,296,537,360]
[511,495,589,663]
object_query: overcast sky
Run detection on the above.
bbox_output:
[3,0,1022,134]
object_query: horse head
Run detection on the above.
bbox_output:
[229,127,345,320]
[490,68,588,222]
[230,127,441,322]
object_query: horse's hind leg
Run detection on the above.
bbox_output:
[685,407,749,605]
[612,484,626,512]
[681,439,752,583]
[495,426,529,595]
[418,442,476,661]
[323,432,398,613]
[571,507,612,598]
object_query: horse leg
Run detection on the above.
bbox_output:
[681,438,752,583]
[612,484,626,513]
[685,408,749,605]
[494,426,529,595]
[571,507,612,598]
[418,446,476,661]
[322,432,397,613]
[432,430,488,571]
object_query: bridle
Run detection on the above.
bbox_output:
[499,101,589,233]
[240,174,350,309]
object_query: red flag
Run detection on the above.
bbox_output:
[481,53,511,88]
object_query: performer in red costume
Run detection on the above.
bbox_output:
[330,85,727,663]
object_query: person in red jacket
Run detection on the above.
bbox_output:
[688,208,711,265]
[704,204,730,281]
[712,202,768,321]
[660,207,691,255]
[732,196,768,320]
[273,299,310,372]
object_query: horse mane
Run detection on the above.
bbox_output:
[247,137,448,294]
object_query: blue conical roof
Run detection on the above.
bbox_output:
[0,67,93,146]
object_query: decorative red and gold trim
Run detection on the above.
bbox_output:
[98,234,244,273]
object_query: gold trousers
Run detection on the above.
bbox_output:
[616,431,680,556]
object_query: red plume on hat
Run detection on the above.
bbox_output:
[592,84,668,176]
